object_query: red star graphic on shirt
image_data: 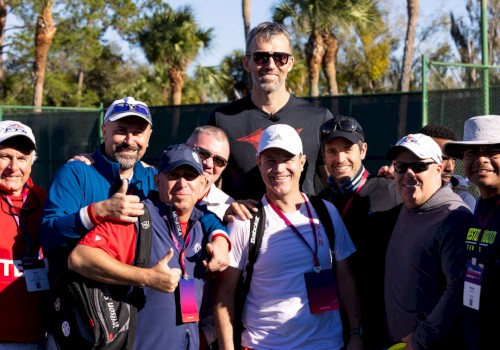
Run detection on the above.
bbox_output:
[236,127,304,151]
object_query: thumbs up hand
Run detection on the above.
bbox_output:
[146,248,182,293]
[92,179,144,223]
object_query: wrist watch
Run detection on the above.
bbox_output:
[350,326,365,337]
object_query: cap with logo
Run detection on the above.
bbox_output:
[0,120,37,150]
[104,96,153,125]
[158,144,203,175]
[387,133,442,164]
[257,124,303,156]
[443,115,500,159]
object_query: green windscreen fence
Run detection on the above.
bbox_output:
[2,93,422,189]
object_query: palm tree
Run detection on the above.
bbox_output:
[273,0,382,96]
[33,0,56,110]
[397,0,419,138]
[138,4,213,105]
[242,0,251,43]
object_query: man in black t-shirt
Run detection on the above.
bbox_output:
[208,22,332,200]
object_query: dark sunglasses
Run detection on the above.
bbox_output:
[249,51,292,67]
[463,148,500,160]
[393,161,436,174]
[320,119,364,142]
[195,147,228,168]
[111,103,150,118]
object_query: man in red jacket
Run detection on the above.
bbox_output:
[0,120,47,349]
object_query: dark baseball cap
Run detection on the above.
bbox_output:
[320,115,365,145]
[157,144,204,175]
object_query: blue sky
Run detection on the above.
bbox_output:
[162,0,466,68]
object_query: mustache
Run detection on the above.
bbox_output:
[115,143,140,152]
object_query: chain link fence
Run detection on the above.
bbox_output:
[423,58,500,197]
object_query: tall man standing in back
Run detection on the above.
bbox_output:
[208,22,332,200]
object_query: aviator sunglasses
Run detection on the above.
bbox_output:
[320,119,364,143]
[110,103,150,118]
[249,51,292,67]
[393,161,436,174]
[195,147,228,168]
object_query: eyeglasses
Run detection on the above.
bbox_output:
[393,161,436,174]
[195,147,228,167]
[110,103,150,118]
[463,148,500,160]
[320,118,364,143]
[248,51,292,67]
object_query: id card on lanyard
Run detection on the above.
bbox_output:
[463,197,500,310]
[267,194,339,314]
[164,205,199,323]
[1,186,49,292]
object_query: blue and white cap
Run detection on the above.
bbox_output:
[158,144,203,175]
[0,120,37,150]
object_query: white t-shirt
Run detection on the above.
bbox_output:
[228,194,356,350]
[199,184,235,220]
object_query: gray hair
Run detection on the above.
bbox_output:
[187,125,229,146]
[246,22,292,54]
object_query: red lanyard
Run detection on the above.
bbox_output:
[267,193,321,272]
[1,185,35,254]
[341,169,368,219]
[163,208,191,277]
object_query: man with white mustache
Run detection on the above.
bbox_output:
[384,133,472,350]
[443,115,500,350]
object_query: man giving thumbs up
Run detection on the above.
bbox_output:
[68,144,230,350]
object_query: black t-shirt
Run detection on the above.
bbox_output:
[463,195,500,350]
[208,94,332,200]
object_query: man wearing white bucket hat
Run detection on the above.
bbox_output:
[443,115,500,350]
[385,133,472,350]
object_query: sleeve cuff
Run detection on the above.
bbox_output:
[210,230,231,251]
[80,205,97,230]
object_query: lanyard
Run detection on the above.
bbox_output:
[340,169,368,219]
[162,205,191,277]
[472,196,500,261]
[267,193,321,272]
[0,185,34,254]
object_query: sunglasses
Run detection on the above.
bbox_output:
[195,147,228,168]
[111,103,150,118]
[249,51,292,67]
[393,161,436,174]
[320,119,364,143]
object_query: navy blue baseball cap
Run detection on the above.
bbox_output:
[157,144,204,175]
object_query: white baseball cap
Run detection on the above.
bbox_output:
[104,96,152,125]
[387,133,442,164]
[444,115,500,158]
[0,120,37,150]
[257,124,303,156]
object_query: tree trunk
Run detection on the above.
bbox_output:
[33,0,57,111]
[169,65,184,105]
[305,30,326,97]
[242,0,251,44]
[397,0,419,138]
[0,0,7,99]
[77,68,84,107]
[322,32,339,95]
[398,0,419,92]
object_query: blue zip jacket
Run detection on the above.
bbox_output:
[40,145,157,253]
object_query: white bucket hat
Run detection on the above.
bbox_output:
[443,115,500,159]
